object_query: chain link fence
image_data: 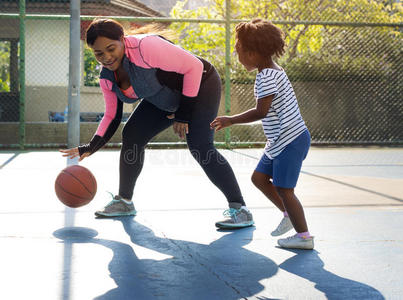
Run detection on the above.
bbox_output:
[226,24,402,145]
[0,0,402,148]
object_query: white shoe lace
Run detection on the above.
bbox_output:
[286,234,299,240]
[284,234,312,241]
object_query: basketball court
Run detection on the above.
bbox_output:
[1,147,402,299]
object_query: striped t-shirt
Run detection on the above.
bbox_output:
[254,68,307,158]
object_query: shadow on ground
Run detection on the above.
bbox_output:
[54,217,384,300]
[54,217,278,300]
[278,248,385,299]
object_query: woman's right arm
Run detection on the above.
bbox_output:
[77,79,123,156]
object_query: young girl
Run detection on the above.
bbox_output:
[211,19,313,249]
[60,19,254,229]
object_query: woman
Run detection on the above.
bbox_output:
[60,19,253,229]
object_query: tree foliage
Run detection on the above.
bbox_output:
[84,46,100,86]
[83,0,402,85]
[0,41,10,92]
[169,0,402,81]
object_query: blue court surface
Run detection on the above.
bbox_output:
[0,147,402,300]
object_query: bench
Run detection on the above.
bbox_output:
[48,111,131,122]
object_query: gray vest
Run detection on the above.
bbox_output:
[100,55,182,112]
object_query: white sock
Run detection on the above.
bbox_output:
[121,198,132,204]
[241,206,249,212]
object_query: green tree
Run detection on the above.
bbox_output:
[0,41,10,92]
[84,46,100,86]
[170,0,402,81]
[82,0,401,85]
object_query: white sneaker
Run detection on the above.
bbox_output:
[271,216,293,236]
[278,234,314,250]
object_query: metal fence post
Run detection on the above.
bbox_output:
[19,0,25,150]
[67,0,81,150]
[224,0,231,148]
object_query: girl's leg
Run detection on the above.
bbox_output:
[271,130,313,248]
[251,171,285,212]
[275,187,308,233]
[276,186,313,250]
[252,167,292,236]
[119,100,173,200]
[270,130,311,233]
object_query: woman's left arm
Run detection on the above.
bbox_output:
[138,36,204,125]
[139,35,204,98]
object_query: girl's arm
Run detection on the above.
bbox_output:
[210,95,273,131]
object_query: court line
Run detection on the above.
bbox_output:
[0,153,19,170]
[301,170,403,202]
[230,150,403,203]
[1,203,403,215]
[303,164,403,167]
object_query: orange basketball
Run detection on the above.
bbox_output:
[55,165,97,208]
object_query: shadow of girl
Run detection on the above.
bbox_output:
[278,248,385,299]
[54,218,278,300]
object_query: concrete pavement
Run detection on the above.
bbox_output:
[0,147,402,299]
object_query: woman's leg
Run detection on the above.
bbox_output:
[186,69,245,206]
[119,100,173,200]
[95,100,173,217]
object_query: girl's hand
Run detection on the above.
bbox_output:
[210,116,232,131]
[167,114,189,140]
[59,147,90,162]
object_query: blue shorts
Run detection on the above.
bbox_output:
[255,130,311,188]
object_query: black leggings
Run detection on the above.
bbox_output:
[119,69,245,206]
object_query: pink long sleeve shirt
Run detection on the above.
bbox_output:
[78,35,211,156]
[96,35,204,137]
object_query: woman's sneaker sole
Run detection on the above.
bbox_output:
[95,210,137,218]
[215,221,255,229]
[94,195,137,218]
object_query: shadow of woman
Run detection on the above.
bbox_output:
[118,217,279,299]
[54,218,279,300]
[53,226,155,299]
[278,248,385,299]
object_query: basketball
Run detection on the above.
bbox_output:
[55,165,97,208]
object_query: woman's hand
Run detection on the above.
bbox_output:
[59,147,90,162]
[210,116,232,131]
[167,114,189,140]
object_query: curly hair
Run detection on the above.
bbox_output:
[235,19,285,58]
